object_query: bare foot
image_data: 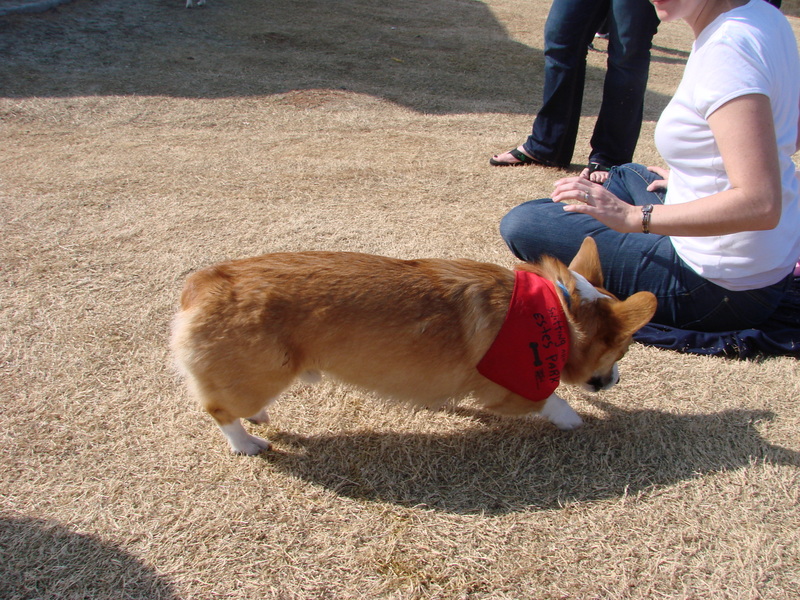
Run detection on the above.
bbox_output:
[579,167,610,184]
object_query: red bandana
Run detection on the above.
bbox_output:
[477,270,570,402]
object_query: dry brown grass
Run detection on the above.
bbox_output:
[1,1,800,598]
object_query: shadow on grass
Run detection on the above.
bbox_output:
[263,401,799,515]
[0,516,178,600]
[0,0,674,116]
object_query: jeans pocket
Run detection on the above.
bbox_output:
[679,279,785,332]
[678,292,735,332]
[725,286,785,328]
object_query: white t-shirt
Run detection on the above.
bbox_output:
[654,0,800,291]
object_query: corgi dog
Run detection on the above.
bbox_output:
[171,238,657,455]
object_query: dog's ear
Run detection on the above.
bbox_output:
[612,291,658,337]
[568,237,603,288]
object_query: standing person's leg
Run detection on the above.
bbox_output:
[587,0,659,169]
[522,0,611,167]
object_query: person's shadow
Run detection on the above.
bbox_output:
[0,0,675,116]
[0,516,179,599]
[261,400,799,515]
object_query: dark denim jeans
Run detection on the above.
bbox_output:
[523,0,659,168]
[499,164,792,331]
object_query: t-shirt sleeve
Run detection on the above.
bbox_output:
[691,34,770,119]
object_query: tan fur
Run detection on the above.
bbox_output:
[171,238,657,454]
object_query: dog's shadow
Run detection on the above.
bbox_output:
[262,400,799,514]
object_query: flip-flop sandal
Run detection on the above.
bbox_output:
[489,148,542,167]
[586,162,611,175]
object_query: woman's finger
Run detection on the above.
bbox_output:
[553,178,601,204]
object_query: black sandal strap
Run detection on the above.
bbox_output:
[587,161,611,174]
[508,148,535,164]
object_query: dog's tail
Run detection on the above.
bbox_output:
[179,266,231,311]
[171,266,232,377]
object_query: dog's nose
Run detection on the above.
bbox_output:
[587,373,619,392]
[588,376,604,392]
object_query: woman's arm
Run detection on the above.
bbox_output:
[558,94,782,236]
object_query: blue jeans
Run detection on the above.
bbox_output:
[523,0,659,168]
[499,164,792,331]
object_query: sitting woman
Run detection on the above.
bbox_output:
[499,0,800,333]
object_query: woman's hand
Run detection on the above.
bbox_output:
[553,176,640,233]
[646,166,669,192]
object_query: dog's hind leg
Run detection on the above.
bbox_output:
[246,408,271,425]
[219,420,272,456]
[201,398,275,456]
[187,371,294,455]
[245,371,324,427]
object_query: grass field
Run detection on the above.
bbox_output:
[2,1,800,598]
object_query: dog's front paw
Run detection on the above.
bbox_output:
[540,394,583,430]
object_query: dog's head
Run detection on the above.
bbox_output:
[524,237,657,392]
